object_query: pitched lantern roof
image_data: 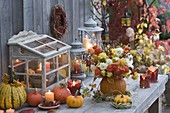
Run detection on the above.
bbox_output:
[8,31,71,57]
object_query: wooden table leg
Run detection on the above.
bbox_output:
[148,96,162,113]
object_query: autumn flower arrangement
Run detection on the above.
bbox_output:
[88,45,139,81]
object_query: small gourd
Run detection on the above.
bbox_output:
[27,88,42,106]
[114,94,131,103]
[66,90,84,108]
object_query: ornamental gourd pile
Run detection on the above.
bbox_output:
[0,73,27,110]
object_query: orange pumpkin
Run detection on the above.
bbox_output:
[100,77,126,95]
[27,88,42,106]
[53,83,71,103]
[66,95,84,108]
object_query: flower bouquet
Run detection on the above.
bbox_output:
[88,45,139,95]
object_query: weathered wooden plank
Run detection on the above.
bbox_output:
[23,0,33,31]
[1,0,13,77]
[12,0,23,35]
[72,0,80,41]
[33,0,43,33]
[79,0,85,27]
[60,0,73,44]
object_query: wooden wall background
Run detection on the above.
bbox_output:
[0,0,91,81]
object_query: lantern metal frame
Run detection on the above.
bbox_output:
[78,16,103,49]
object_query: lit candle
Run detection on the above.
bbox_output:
[140,74,150,88]
[0,110,4,113]
[36,62,42,74]
[73,58,81,74]
[147,66,158,83]
[6,108,14,113]
[46,62,50,72]
[14,59,21,64]
[83,35,92,49]
[45,90,54,102]
[67,78,81,95]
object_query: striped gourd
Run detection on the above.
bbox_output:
[0,73,27,110]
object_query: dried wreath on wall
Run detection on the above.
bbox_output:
[50,4,67,38]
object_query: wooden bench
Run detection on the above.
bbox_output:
[17,74,168,113]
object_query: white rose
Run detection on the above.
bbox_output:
[115,47,124,57]
[106,58,113,65]
[113,57,120,61]
[98,63,108,70]
[126,27,135,38]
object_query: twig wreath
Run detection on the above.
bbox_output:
[51,4,67,38]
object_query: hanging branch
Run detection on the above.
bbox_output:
[90,10,102,22]
[148,0,157,8]
[90,0,102,16]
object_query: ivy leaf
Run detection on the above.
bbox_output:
[138,29,143,34]
[143,23,148,28]
[137,24,140,29]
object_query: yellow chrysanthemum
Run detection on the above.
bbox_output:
[102,0,107,6]
[130,50,137,55]
[136,56,142,62]
[118,58,127,66]
[101,70,106,76]
[98,52,108,59]
[144,47,151,55]
[132,72,139,80]
[106,72,113,77]
[158,45,165,52]
[111,48,116,55]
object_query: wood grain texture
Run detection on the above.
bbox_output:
[0,0,23,81]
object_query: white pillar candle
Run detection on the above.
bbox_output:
[45,90,54,102]
[83,35,92,49]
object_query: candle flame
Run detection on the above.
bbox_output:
[46,79,48,82]
[72,81,76,86]
[39,62,42,70]
[59,55,61,58]
[85,35,88,38]
[16,59,19,62]
[148,66,157,72]
[48,90,51,92]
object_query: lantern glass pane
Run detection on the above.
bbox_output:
[46,73,57,87]
[36,46,55,53]
[28,60,41,74]
[58,53,68,67]
[49,42,65,50]
[71,59,85,75]
[58,67,68,81]
[38,37,54,44]
[13,59,26,73]
[25,41,42,48]
[29,75,42,88]
[46,58,55,72]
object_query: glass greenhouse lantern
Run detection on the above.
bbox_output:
[78,16,103,50]
[70,39,86,80]
[8,31,71,93]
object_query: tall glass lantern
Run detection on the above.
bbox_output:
[70,39,86,81]
[78,16,104,50]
